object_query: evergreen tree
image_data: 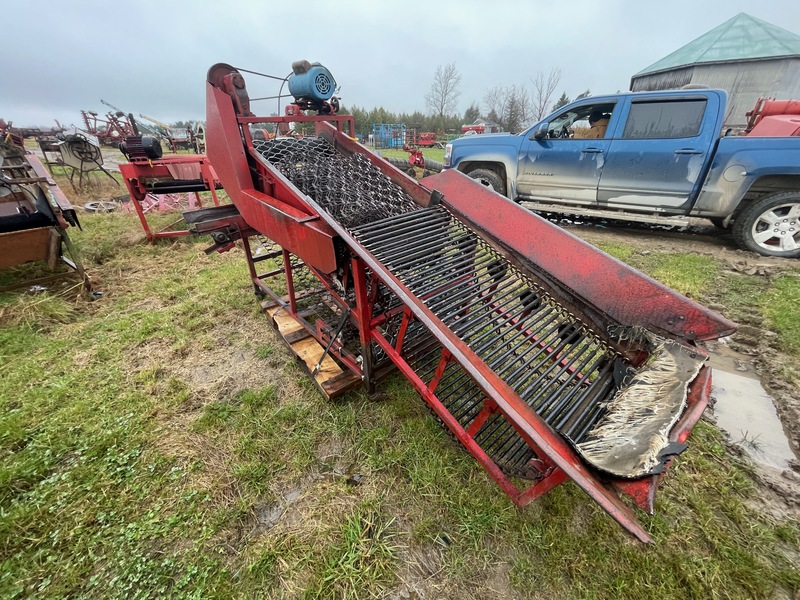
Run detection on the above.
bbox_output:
[552,92,570,112]
[463,103,480,124]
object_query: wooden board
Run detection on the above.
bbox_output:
[266,306,361,399]
[0,228,51,268]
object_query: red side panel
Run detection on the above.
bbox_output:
[206,84,250,201]
[747,115,800,137]
[206,82,338,274]
[239,189,338,274]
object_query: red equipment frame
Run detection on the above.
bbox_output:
[80,110,137,146]
[199,64,736,543]
[744,97,800,137]
[119,154,222,243]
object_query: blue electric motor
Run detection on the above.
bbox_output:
[287,60,336,104]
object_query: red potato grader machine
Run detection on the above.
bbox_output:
[191,61,736,543]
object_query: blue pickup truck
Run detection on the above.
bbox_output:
[444,89,800,257]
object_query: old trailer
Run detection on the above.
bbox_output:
[190,62,736,543]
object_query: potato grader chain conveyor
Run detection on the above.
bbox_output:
[191,63,736,543]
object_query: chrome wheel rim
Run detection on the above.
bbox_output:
[750,202,800,253]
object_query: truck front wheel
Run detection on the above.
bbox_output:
[467,168,506,197]
[732,191,800,257]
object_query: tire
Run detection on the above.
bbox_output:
[732,191,800,257]
[83,201,117,213]
[384,157,412,171]
[423,158,444,173]
[467,168,506,197]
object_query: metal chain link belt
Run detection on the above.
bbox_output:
[253,137,419,228]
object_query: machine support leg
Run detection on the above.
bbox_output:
[371,330,522,499]
[284,249,297,314]
[129,194,154,243]
[352,258,375,392]
[241,235,261,295]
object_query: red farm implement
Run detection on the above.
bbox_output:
[80,109,137,146]
[191,62,736,543]
[118,136,222,243]
[406,130,439,148]
[745,97,800,137]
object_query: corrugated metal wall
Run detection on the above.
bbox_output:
[630,58,800,129]
[630,67,694,92]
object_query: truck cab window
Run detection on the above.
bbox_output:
[546,104,615,139]
[622,100,707,139]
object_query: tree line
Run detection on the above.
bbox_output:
[340,63,588,136]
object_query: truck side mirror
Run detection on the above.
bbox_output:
[532,126,548,141]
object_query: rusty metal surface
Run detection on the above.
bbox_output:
[0,140,89,289]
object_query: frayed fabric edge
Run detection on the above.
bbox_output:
[575,335,705,478]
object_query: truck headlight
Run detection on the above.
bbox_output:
[444,143,452,167]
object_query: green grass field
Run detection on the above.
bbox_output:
[0,192,798,598]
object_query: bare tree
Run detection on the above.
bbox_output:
[531,68,562,120]
[425,63,462,117]
[482,85,532,132]
[482,86,506,123]
[504,85,533,132]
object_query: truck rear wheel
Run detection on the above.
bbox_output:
[732,191,800,257]
[467,168,506,197]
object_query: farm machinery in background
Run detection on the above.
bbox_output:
[138,114,194,152]
[80,102,139,146]
[183,60,736,543]
[373,127,445,177]
[745,97,800,137]
[78,100,207,154]
[0,123,89,293]
[0,118,65,140]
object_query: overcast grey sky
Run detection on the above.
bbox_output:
[3,0,799,127]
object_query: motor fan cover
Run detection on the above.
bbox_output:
[287,62,336,104]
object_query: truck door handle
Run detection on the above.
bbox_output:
[581,148,603,154]
[674,148,704,155]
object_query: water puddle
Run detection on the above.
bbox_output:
[709,359,796,471]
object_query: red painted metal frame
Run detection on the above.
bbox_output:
[119,155,221,243]
[204,66,735,543]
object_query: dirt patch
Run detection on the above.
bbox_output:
[386,544,447,599]
[558,215,796,273]
[128,317,283,498]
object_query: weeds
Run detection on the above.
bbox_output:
[738,430,763,451]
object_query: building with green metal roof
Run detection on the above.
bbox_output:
[630,13,800,128]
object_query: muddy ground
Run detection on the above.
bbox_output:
[538,211,800,516]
